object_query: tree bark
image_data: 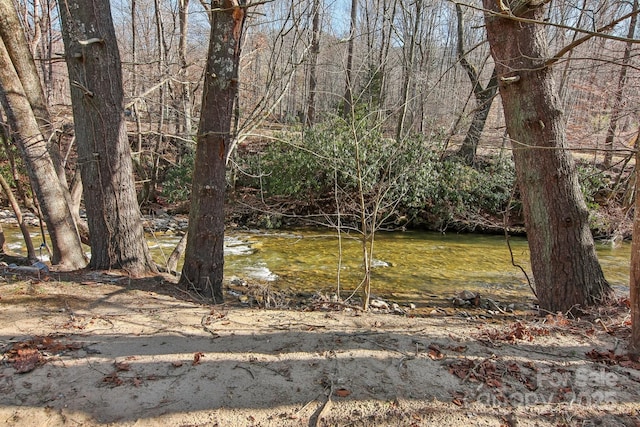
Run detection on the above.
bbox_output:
[0,117,36,260]
[395,0,421,141]
[482,0,614,312]
[0,0,88,239]
[0,167,37,261]
[630,142,640,358]
[178,0,193,138]
[305,0,321,127]
[603,0,638,169]
[630,140,640,357]
[59,0,157,276]
[0,37,87,270]
[178,0,246,302]
[454,3,498,166]
[0,0,50,133]
[343,0,357,118]
[0,0,72,192]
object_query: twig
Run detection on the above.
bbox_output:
[201,314,221,338]
[308,383,333,427]
[486,298,510,315]
[233,364,255,379]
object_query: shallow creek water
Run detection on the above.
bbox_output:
[149,228,630,302]
[5,227,630,302]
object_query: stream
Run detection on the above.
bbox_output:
[5,226,628,302]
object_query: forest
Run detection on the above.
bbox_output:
[0,1,640,425]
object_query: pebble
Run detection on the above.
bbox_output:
[369,299,389,310]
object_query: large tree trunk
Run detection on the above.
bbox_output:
[59,0,157,276]
[0,36,87,270]
[178,0,246,302]
[482,0,614,312]
[0,0,89,239]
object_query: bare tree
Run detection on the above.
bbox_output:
[305,0,321,127]
[603,0,639,169]
[179,0,247,302]
[630,129,640,357]
[482,0,614,312]
[453,3,498,166]
[59,0,157,275]
[0,117,37,261]
[343,0,357,118]
[177,0,193,138]
[395,0,422,140]
[0,34,86,269]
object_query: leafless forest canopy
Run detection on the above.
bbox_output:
[14,0,639,162]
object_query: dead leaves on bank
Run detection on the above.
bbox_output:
[586,349,640,370]
[448,358,538,392]
[3,335,81,373]
[479,320,550,344]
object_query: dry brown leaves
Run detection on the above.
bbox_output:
[586,349,640,370]
[479,321,550,343]
[193,351,205,365]
[3,335,81,373]
[447,357,538,398]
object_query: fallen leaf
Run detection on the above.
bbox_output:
[486,378,502,388]
[193,351,205,365]
[114,361,131,371]
[427,348,444,360]
[12,349,43,374]
[334,388,351,397]
[172,361,184,368]
[102,372,123,387]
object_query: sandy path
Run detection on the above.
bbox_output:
[0,273,638,426]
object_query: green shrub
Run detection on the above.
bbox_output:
[162,151,195,203]
[576,163,608,210]
[237,116,516,229]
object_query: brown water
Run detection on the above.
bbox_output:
[7,227,631,301]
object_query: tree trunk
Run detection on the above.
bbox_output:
[167,232,187,274]
[0,37,87,270]
[396,0,421,141]
[482,0,614,312]
[178,0,193,138]
[343,0,357,118]
[305,0,321,127]
[454,3,498,166]
[178,0,246,302]
[0,168,37,261]
[0,0,71,192]
[59,0,157,276]
[603,0,638,169]
[0,0,50,133]
[630,143,640,357]
[0,118,36,260]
